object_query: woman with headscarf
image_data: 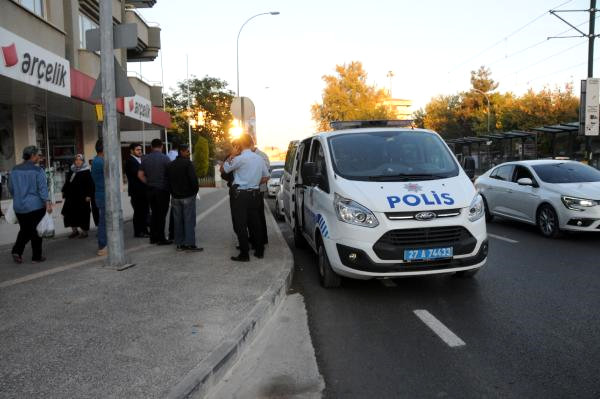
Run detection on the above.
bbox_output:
[61,154,94,238]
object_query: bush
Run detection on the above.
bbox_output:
[193,136,209,177]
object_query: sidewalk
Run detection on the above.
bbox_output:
[0,189,294,399]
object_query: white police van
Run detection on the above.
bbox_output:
[282,121,488,288]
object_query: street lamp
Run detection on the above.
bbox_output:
[236,11,279,134]
[236,11,280,96]
[471,88,491,133]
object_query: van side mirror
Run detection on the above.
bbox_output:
[517,177,533,186]
[302,162,319,186]
[463,156,476,179]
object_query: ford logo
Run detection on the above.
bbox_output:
[415,211,436,221]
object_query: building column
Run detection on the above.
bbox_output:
[12,105,37,162]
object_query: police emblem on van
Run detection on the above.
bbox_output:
[415,211,436,221]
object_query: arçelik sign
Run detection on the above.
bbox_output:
[124,94,152,124]
[0,26,71,97]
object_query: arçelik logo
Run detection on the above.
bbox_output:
[129,98,135,112]
[2,43,19,67]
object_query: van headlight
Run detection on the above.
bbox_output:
[334,193,379,228]
[561,195,599,211]
[468,194,484,222]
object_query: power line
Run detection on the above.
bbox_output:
[525,57,598,84]
[507,40,586,77]
[447,0,574,73]
[487,17,595,67]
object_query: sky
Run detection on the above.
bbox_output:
[131,0,595,149]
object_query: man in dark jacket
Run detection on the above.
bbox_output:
[167,144,202,252]
[138,139,171,245]
[124,143,149,238]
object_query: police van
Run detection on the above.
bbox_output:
[281,121,488,288]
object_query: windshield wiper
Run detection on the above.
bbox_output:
[367,174,448,181]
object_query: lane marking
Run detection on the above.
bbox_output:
[488,233,518,244]
[1,194,228,289]
[380,279,397,288]
[413,309,466,348]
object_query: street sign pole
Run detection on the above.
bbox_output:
[100,0,126,266]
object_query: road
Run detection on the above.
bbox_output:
[266,197,600,399]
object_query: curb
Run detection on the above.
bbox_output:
[166,205,295,399]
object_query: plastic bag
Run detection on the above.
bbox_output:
[5,205,18,224]
[36,212,55,238]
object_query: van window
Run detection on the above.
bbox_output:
[284,142,297,173]
[310,140,329,192]
[327,131,459,181]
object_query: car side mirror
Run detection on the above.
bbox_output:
[302,162,319,186]
[517,177,533,186]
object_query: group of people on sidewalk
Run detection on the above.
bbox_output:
[7,133,272,264]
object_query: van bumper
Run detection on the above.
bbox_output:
[323,237,488,279]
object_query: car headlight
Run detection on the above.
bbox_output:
[468,194,484,222]
[561,195,599,211]
[334,193,379,228]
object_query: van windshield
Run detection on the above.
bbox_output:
[328,131,459,181]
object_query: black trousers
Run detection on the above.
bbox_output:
[131,192,149,236]
[148,188,170,242]
[12,207,46,260]
[231,190,264,256]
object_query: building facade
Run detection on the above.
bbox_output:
[0,0,169,200]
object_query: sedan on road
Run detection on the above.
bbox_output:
[475,160,600,237]
[267,168,284,197]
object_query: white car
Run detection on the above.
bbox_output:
[281,121,488,288]
[267,168,284,197]
[475,160,600,237]
[275,179,285,221]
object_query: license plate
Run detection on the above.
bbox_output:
[403,247,453,262]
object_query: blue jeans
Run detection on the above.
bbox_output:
[97,203,107,249]
[171,196,196,246]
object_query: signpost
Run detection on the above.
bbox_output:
[584,78,600,137]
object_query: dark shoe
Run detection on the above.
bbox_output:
[176,245,186,251]
[12,253,23,264]
[78,231,88,239]
[135,233,150,238]
[157,240,173,246]
[185,245,204,252]
[254,252,264,259]
[231,254,250,262]
[150,239,158,244]
[32,257,46,263]
[68,231,79,239]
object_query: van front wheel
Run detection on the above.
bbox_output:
[318,244,341,288]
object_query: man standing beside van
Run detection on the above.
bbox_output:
[221,134,269,262]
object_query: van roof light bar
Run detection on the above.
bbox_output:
[330,120,414,130]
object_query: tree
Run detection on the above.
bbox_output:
[193,135,209,177]
[421,94,466,139]
[311,61,393,131]
[164,76,235,161]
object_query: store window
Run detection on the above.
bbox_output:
[79,13,99,49]
[16,0,45,18]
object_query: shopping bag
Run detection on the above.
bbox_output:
[36,212,55,238]
[5,205,18,224]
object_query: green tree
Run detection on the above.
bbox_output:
[164,76,235,161]
[421,94,466,139]
[193,135,209,177]
[311,61,393,131]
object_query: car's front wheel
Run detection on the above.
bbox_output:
[537,204,560,238]
[482,195,494,222]
[318,243,341,288]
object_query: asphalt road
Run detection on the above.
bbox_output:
[266,197,600,399]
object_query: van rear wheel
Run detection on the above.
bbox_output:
[318,243,341,288]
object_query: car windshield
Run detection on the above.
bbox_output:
[532,162,600,183]
[270,169,284,178]
[328,130,459,181]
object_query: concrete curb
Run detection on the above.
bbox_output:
[166,206,294,399]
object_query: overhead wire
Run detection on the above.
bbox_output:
[447,0,574,73]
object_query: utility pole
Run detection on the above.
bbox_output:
[387,70,395,97]
[99,0,126,266]
[550,1,597,162]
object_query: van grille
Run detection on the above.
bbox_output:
[373,226,475,260]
